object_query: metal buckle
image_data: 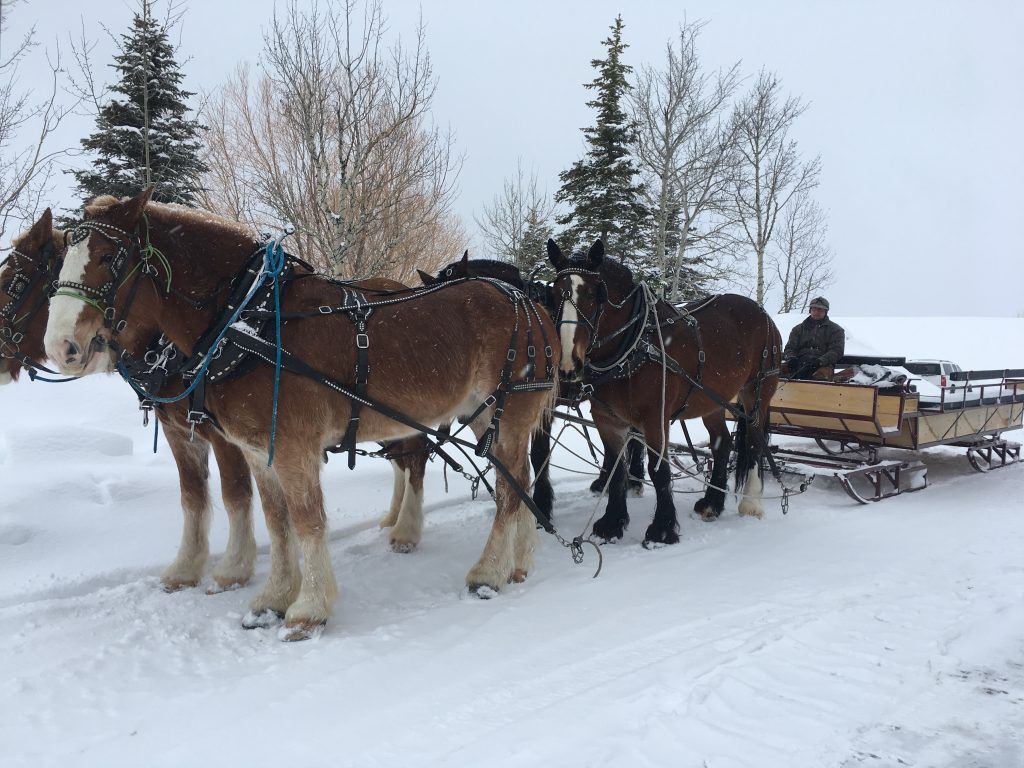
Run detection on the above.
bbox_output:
[104,306,116,321]
[506,349,516,361]
[318,305,333,314]
[356,333,369,349]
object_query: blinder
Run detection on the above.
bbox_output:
[0,240,61,360]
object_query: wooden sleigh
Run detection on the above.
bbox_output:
[767,359,1024,503]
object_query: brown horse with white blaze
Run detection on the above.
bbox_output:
[2,208,258,590]
[549,238,781,545]
[4,209,428,593]
[45,188,559,640]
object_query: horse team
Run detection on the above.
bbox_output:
[1,187,781,641]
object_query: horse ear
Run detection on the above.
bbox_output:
[25,208,53,247]
[547,238,567,271]
[116,186,154,226]
[417,269,437,286]
[460,249,469,266]
[587,239,605,267]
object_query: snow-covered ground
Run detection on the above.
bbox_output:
[2,316,1022,768]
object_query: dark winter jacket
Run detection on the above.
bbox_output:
[783,316,846,368]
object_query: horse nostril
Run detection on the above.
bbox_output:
[64,340,82,362]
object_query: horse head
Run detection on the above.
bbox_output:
[1,208,64,384]
[547,238,612,376]
[45,187,159,375]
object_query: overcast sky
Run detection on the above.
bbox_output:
[6,0,1023,316]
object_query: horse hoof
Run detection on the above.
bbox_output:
[627,482,644,498]
[469,584,499,599]
[699,509,721,522]
[161,577,199,593]
[589,477,608,495]
[390,539,417,554]
[592,521,625,543]
[278,621,325,642]
[242,609,284,630]
[643,526,680,546]
[206,580,245,595]
[510,569,528,583]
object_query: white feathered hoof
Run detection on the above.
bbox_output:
[738,469,764,518]
[466,566,505,598]
[390,537,417,554]
[738,497,764,519]
[160,572,201,592]
[278,620,325,642]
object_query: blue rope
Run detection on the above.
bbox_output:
[116,244,282,405]
[267,241,286,466]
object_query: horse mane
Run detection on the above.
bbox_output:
[565,253,635,291]
[464,259,525,288]
[85,195,255,243]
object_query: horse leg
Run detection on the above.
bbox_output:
[627,431,646,496]
[466,420,537,594]
[209,437,257,590]
[531,411,555,521]
[160,427,211,590]
[386,435,427,553]
[695,413,732,521]
[275,450,338,639]
[377,456,406,529]
[590,413,631,542]
[641,420,680,546]
[243,459,300,629]
[736,388,767,519]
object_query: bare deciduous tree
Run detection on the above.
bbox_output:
[475,159,556,272]
[630,21,743,302]
[731,69,820,305]
[199,0,463,281]
[0,0,74,244]
[772,189,833,312]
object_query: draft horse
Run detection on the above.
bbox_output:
[45,188,559,640]
[419,252,647,504]
[3,210,430,590]
[549,239,782,545]
[1,208,259,589]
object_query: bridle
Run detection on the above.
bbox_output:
[0,239,61,364]
[54,220,161,348]
[553,267,608,358]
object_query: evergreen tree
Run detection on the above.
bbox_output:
[72,0,207,206]
[555,15,649,263]
[517,205,555,280]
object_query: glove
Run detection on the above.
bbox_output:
[815,357,828,369]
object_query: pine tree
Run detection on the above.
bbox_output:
[72,0,207,206]
[518,205,554,280]
[555,16,649,263]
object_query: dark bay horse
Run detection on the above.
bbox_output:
[2,210,428,593]
[44,188,559,640]
[548,239,781,545]
[419,252,647,503]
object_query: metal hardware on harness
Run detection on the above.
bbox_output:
[186,410,208,440]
